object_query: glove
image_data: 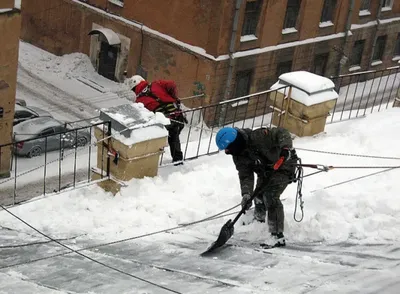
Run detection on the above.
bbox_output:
[241,193,252,212]
[273,147,291,170]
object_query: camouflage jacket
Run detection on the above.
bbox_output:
[232,127,297,196]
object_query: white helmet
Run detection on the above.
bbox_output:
[124,75,145,90]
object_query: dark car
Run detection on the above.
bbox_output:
[14,104,52,126]
[13,117,91,158]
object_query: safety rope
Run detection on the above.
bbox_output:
[0,204,182,294]
[293,158,305,222]
[310,166,400,193]
[296,147,400,161]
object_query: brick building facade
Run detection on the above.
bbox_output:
[0,2,21,178]
[20,0,400,111]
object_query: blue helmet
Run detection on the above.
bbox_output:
[215,127,238,150]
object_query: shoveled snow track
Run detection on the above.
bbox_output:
[1,224,400,294]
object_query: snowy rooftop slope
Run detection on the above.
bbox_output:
[1,108,400,246]
[271,71,339,106]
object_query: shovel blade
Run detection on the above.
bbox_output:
[201,219,234,255]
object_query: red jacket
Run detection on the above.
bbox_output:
[134,80,178,113]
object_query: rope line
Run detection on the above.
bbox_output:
[296,147,400,160]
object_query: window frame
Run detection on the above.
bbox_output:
[360,0,371,11]
[350,40,366,66]
[241,0,263,36]
[276,61,293,78]
[393,33,400,56]
[313,53,329,76]
[382,0,393,9]
[283,0,301,29]
[320,0,337,23]
[372,35,387,61]
[234,70,253,98]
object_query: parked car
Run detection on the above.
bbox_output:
[13,117,91,158]
[14,104,52,126]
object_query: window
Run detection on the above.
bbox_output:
[15,111,34,119]
[394,34,400,56]
[241,0,262,36]
[283,0,301,29]
[360,0,371,11]
[234,70,252,98]
[313,54,329,76]
[40,128,55,137]
[372,35,387,61]
[320,0,337,22]
[276,61,293,77]
[382,0,393,9]
[350,40,365,65]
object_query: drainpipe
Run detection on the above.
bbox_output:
[367,0,383,70]
[218,0,243,126]
[336,0,354,77]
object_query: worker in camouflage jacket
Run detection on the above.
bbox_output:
[215,126,298,247]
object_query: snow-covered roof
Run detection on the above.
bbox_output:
[270,71,338,106]
[98,103,169,146]
[89,28,121,45]
[278,71,335,94]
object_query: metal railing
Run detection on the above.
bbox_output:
[159,86,291,165]
[329,66,400,123]
[0,120,111,206]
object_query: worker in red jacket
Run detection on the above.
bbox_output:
[125,75,187,165]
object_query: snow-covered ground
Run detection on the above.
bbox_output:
[1,108,399,293]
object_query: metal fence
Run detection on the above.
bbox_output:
[159,86,291,165]
[0,120,111,206]
[329,66,400,123]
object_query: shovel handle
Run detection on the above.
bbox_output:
[230,183,266,226]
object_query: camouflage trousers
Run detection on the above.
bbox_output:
[253,172,291,234]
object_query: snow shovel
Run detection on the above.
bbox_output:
[201,184,266,255]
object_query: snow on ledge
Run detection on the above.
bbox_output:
[319,21,334,28]
[240,35,258,42]
[234,32,350,59]
[14,0,21,8]
[379,16,400,24]
[393,56,400,61]
[381,7,392,12]
[0,8,13,13]
[270,71,338,107]
[371,60,383,67]
[108,0,124,7]
[282,27,298,35]
[349,66,361,72]
[351,20,378,30]
[359,10,371,16]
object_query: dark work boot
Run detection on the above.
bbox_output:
[271,232,286,247]
[260,232,286,249]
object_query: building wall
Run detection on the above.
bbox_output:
[21,0,217,107]
[0,9,21,178]
[20,0,400,117]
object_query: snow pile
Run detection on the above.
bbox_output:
[18,41,130,94]
[100,103,170,146]
[271,71,339,106]
[1,109,399,246]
